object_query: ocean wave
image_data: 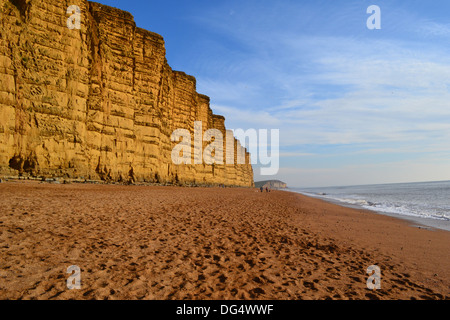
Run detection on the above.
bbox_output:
[361,203,450,221]
[338,198,450,221]
[334,198,374,206]
[296,191,450,221]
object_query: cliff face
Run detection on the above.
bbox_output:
[0,0,254,186]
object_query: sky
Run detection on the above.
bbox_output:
[98,0,450,188]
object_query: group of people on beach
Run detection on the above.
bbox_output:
[260,186,270,193]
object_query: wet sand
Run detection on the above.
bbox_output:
[0,181,448,300]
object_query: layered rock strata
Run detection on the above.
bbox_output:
[0,0,254,186]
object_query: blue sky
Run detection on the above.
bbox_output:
[98,0,450,187]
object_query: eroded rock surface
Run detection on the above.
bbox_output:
[0,0,254,186]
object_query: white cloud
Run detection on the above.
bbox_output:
[205,33,450,148]
[280,152,316,157]
[419,22,450,38]
[211,104,282,128]
[197,79,260,105]
[189,1,450,186]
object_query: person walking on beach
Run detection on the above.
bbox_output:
[260,186,264,192]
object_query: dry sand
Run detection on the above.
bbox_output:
[0,181,448,300]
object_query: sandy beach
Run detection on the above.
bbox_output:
[0,181,448,300]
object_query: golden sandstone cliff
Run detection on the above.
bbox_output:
[0,0,254,187]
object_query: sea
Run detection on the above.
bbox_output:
[290,180,450,232]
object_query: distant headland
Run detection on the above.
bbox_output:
[254,180,287,190]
